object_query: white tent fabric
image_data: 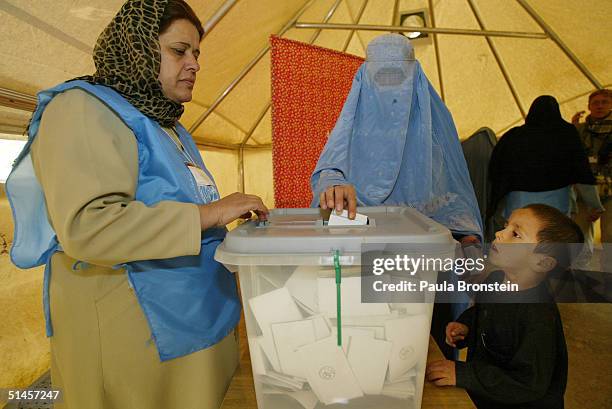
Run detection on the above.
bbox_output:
[0,1,611,404]
[1,0,611,205]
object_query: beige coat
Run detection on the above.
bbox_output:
[31,88,238,409]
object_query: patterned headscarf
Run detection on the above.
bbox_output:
[74,0,184,126]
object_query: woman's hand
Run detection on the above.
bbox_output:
[198,193,268,230]
[445,322,469,347]
[319,184,357,219]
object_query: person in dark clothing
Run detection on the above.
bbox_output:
[488,96,602,224]
[571,89,612,266]
[426,204,584,409]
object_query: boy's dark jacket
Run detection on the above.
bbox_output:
[454,271,567,409]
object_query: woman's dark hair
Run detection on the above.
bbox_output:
[159,0,204,39]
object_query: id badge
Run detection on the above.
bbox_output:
[187,164,213,186]
[186,164,219,203]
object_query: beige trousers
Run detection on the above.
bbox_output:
[49,253,239,409]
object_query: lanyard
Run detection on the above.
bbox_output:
[161,127,199,166]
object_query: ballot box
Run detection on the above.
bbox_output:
[215,207,456,409]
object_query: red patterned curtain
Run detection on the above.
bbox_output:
[270,36,364,208]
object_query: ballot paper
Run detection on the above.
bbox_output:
[285,266,319,312]
[343,324,386,340]
[317,276,391,318]
[385,315,431,381]
[249,288,303,334]
[271,320,317,378]
[260,272,284,289]
[347,336,393,395]
[257,371,305,391]
[294,299,317,315]
[333,311,398,328]
[257,275,280,295]
[249,288,303,371]
[389,303,430,316]
[381,380,417,399]
[332,327,376,354]
[249,337,268,375]
[385,367,417,384]
[297,337,364,405]
[258,336,281,372]
[328,209,369,226]
[307,314,332,340]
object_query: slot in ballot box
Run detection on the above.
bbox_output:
[215,207,456,409]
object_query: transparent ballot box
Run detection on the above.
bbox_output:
[215,207,456,409]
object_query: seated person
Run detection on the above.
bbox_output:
[425,204,582,408]
[310,33,482,245]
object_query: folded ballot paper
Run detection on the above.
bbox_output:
[317,276,391,318]
[385,315,431,381]
[248,269,429,408]
[271,316,331,378]
[297,337,364,404]
[327,209,369,226]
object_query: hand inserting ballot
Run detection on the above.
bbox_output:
[319,184,357,220]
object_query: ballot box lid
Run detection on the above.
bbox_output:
[215,206,456,266]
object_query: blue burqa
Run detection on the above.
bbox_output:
[311,34,482,239]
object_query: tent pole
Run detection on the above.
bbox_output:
[516,0,602,90]
[196,142,271,151]
[309,0,343,44]
[294,22,548,39]
[341,0,369,52]
[392,0,400,26]
[0,1,93,54]
[190,100,248,133]
[238,146,245,193]
[428,0,445,102]
[188,0,318,134]
[0,87,37,111]
[237,0,346,193]
[467,0,526,118]
[202,0,239,38]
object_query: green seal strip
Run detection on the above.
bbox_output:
[333,249,342,347]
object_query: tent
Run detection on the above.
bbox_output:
[0,1,611,407]
[1,0,611,204]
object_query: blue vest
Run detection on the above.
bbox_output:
[5,81,241,361]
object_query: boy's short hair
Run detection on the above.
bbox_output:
[589,89,612,102]
[522,204,584,270]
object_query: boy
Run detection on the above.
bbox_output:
[426,204,583,408]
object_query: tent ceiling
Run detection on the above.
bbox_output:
[0,0,610,147]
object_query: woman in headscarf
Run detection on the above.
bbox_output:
[6,1,267,408]
[488,95,602,221]
[311,34,482,244]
